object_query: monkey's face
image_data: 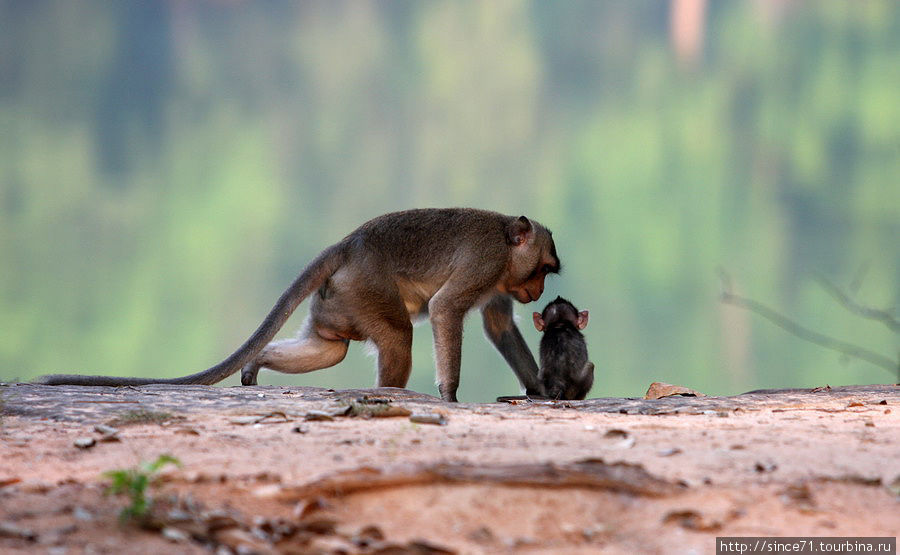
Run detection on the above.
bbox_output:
[505,253,557,303]
[508,277,545,304]
[504,221,560,304]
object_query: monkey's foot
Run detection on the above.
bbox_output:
[240,363,260,386]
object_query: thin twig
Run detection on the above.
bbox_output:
[815,275,899,333]
[848,262,870,296]
[718,271,897,376]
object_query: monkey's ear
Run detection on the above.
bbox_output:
[532,312,545,332]
[577,310,589,330]
[507,216,533,246]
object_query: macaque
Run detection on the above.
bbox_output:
[40,209,560,402]
[532,296,594,400]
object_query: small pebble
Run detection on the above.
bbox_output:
[73,437,96,450]
[162,527,190,543]
[409,413,447,426]
[0,521,37,541]
[73,507,94,521]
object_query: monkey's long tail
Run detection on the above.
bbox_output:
[37,243,348,386]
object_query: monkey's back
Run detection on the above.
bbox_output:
[346,208,515,277]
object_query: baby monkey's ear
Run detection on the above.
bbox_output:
[533,312,545,332]
[577,310,589,330]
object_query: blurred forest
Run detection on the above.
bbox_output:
[1,1,897,401]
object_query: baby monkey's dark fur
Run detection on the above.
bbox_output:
[533,296,594,400]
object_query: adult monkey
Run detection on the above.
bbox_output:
[40,209,560,402]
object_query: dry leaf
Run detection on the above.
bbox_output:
[645,382,706,400]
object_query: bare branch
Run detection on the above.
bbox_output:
[815,275,900,333]
[848,262,870,296]
[718,271,898,376]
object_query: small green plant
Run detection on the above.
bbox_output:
[104,454,181,522]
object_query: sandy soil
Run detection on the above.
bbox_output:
[1,383,898,554]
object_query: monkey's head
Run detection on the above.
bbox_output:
[532,296,589,332]
[502,216,560,304]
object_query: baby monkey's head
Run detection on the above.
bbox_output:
[532,296,589,333]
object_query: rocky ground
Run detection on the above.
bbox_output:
[1,383,898,553]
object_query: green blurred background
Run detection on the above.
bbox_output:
[1,1,897,401]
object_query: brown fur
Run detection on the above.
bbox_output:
[39,208,560,402]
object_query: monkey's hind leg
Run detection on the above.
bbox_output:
[360,308,413,389]
[241,317,349,385]
[337,273,414,390]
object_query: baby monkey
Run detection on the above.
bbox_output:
[532,296,594,400]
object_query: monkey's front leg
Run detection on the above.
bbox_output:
[429,301,467,402]
[481,295,543,396]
